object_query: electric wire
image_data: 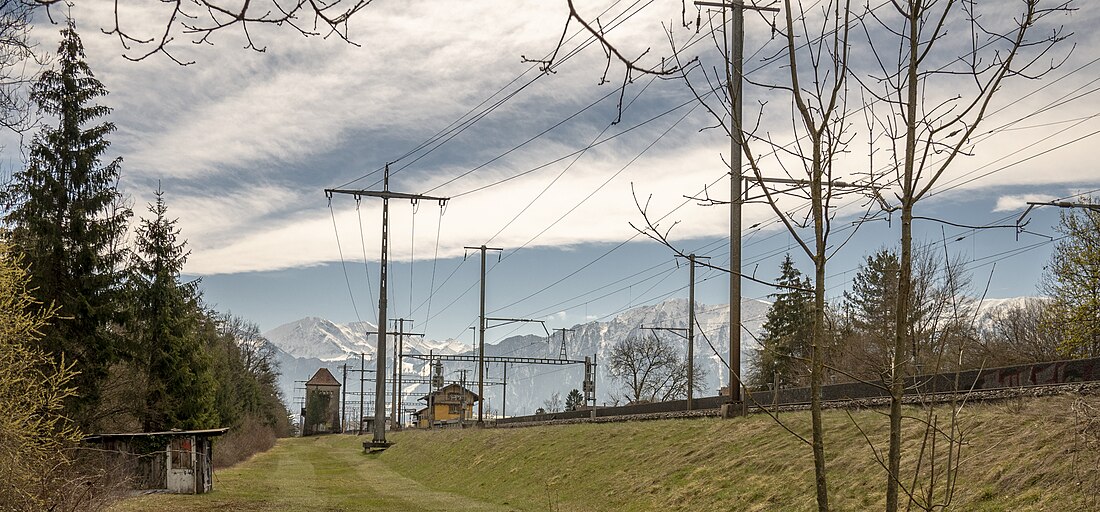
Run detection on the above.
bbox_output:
[330,202,364,324]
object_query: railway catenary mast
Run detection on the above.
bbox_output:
[326,164,448,449]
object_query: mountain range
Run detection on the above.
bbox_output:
[264,295,1039,422]
[264,298,771,420]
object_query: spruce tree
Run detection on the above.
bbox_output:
[1,20,130,428]
[564,388,584,411]
[843,249,900,345]
[751,254,813,388]
[129,188,217,431]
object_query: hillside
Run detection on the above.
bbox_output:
[381,393,1099,511]
[109,393,1100,511]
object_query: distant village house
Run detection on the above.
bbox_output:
[413,383,480,428]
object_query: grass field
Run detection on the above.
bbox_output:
[108,434,514,512]
[112,393,1100,511]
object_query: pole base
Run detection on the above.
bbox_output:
[363,440,394,453]
[721,403,744,419]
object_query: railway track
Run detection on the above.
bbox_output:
[494,357,1100,428]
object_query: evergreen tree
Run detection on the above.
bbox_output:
[564,388,584,411]
[840,247,950,376]
[751,254,813,388]
[843,249,900,346]
[1042,198,1100,357]
[0,20,130,428]
[129,188,217,431]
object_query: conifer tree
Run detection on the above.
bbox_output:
[564,388,584,411]
[751,254,813,388]
[129,188,217,431]
[0,20,130,428]
[843,250,900,346]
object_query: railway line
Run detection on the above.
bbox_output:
[494,357,1100,427]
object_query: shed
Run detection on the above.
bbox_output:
[84,428,228,494]
[303,367,342,435]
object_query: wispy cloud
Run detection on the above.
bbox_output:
[15,0,1099,277]
[992,194,1058,212]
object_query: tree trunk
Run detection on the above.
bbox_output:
[887,4,921,507]
[811,143,830,512]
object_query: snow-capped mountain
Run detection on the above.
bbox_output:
[264,317,467,361]
[973,296,1049,330]
[265,298,771,419]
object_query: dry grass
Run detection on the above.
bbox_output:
[381,393,1100,511]
[107,394,1100,511]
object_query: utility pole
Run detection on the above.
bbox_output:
[456,368,470,424]
[687,254,698,411]
[389,319,422,429]
[584,354,597,419]
[341,363,348,433]
[326,165,448,448]
[637,253,707,410]
[501,362,508,418]
[428,350,434,428]
[464,244,503,426]
[358,353,365,435]
[1017,200,1100,238]
[695,0,780,404]
[554,328,575,359]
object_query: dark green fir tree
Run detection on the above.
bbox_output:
[1,20,131,428]
[130,188,217,431]
[564,388,584,411]
[751,254,813,388]
[843,249,900,345]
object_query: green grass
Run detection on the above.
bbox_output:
[109,435,514,511]
[112,394,1100,511]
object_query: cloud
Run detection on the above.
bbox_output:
[16,0,1100,277]
[992,194,1058,212]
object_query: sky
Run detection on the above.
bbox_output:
[3,0,1099,345]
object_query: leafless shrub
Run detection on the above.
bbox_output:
[1072,397,1100,510]
[212,415,278,468]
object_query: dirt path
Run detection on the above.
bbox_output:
[110,435,516,512]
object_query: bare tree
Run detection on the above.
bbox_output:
[542,392,563,413]
[546,1,866,509]
[975,297,1062,365]
[607,334,707,404]
[24,0,370,64]
[855,1,1073,509]
[0,1,40,137]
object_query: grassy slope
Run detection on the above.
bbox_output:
[109,435,513,512]
[382,394,1099,511]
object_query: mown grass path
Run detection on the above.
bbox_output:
[110,434,514,512]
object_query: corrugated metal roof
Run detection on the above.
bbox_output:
[83,428,230,442]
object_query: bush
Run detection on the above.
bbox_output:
[213,415,279,468]
[0,243,117,511]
